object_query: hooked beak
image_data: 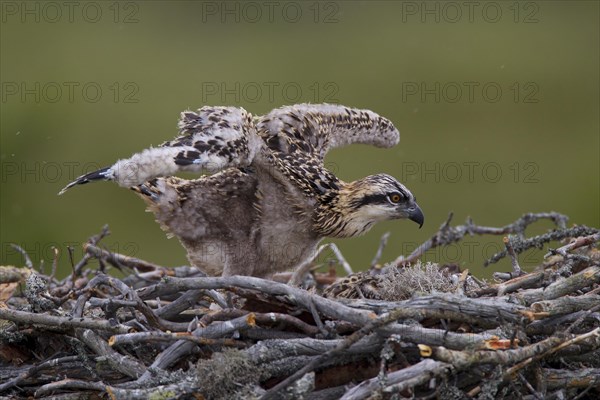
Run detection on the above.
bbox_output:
[407,202,424,228]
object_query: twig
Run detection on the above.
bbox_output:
[109,319,254,347]
[35,379,108,397]
[0,307,131,334]
[545,232,600,258]
[9,243,33,268]
[76,328,146,378]
[132,314,258,384]
[84,243,163,272]
[73,225,111,276]
[137,275,377,326]
[370,232,390,269]
[329,243,353,276]
[73,273,166,329]
[50,246,59,283]
[261,307,437,399]
[501,328,600,381]
[341,359,452,400]
[514,266,600,305]
[393,212,571,267]
[197,309,320,335]
[289,243,330,286]
[0,355,81,392]
[3,214,598,399]
[485,226,599,266]
[504,235,523,276]
[289,243,353,286]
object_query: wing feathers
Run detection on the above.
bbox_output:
[59,104,399,194]
[60,106,261,192]
[257,103,399,159]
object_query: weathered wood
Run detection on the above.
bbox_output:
[1,217,598,399]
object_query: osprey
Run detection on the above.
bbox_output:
[60,104,424,277]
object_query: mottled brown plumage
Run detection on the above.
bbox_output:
[60,104,424,277]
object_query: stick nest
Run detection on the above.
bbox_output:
[1,213,599,399]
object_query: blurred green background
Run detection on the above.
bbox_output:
[1,1,598,278]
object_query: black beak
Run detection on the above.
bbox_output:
[407,202,424,228]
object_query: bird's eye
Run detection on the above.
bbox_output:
[388,193,402,203]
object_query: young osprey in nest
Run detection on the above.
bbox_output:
[61,104,424,277]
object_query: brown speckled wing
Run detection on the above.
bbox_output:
[164,106,260,171]
[256,103,400,160]
[61,106,264,191]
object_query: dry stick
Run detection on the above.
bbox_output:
[9,243,33,268]
[246,334,386,364]
[289,243,331,286]
[329,243,353,275]
[197,308,249,325]
[204,288,229,308]
[289,243,353,286]
[153,289,206,320]
[379,323,496,350]
[485,225,599,267]
[543,368,600,390]
[109,330,247,347]
[505,328,600,377]
[256,311,321,335]
[504,235,523,276]
[345,292,528,323]
[72,225,111,276]
[564,303,600,335]
[467,327,600,397]
[35,379,108,398]
[341,359,453,400]
[517,372,544,400]
[393,212,569,267]
[137,276,377,326]
[198,309,320,335]
[526,310,600,336]
[50,246,59,283]
[66,245,77,288]
[0,307,130,334]
[490,271,545,297]
[534,365,548,399]
[430,335,565,369]
[0,355,81,392]
[84,243,164,272]
[531,295,600,316]
[370,232,390,269]
[109,379,206,399]
[545,232,600,258]
[129,314,257,385]
[514,265,600,306]
[72,273,166,330]
[129,277,378,386]
[307,298,327,335]
[260,307,429,400]
[76,328,146,378]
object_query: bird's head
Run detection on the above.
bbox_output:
[323,174,423,237]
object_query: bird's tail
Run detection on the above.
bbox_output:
[58,166,114,195]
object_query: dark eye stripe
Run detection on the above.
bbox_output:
[354,192,407,208]
[353,193,387,208]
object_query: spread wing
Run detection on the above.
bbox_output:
[59,106,263,194]
[256,104,399,159]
